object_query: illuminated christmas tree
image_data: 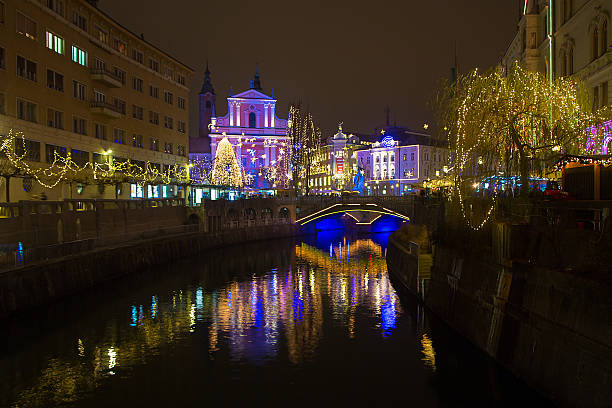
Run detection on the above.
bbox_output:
[211,137,243,187]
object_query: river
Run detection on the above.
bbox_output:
[0,231,551,407]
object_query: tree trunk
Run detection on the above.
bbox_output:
[510,126,530,197]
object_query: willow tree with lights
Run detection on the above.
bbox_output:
[289,104,322,195]
[438,63,600,195]
[211,137,243,187]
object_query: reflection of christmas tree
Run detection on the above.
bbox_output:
[211,137,243,187]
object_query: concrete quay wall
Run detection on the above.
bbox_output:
[0,224,299,320]
[387,231,612,407]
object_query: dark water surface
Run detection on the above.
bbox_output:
[1,232,552,407]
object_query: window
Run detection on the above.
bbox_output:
[149,137,159,151]
[15,138,40,162]
[113,38,127,55]
[94,123,107,140]
[131,49,143,64]
[164,116,173,129]
[603,82,609,107]
[16,12,37,40]
[71,45,88,66]
[112,67,126,84]
[164,65,173,80]
[94,57,105,70]
[47,108,63,129]
[72,10,87,30]
[94,89,105,103]
[177,74,185,86]
[17,56,37,81]
[113,128,125,144]
[71,149,89,167]
[149,85,159,98]
[164,142,173,154]
[0,93,4,114]
[45,31,65,54]
[17,99,37,123]
[46,0,64,16]
[73,116,87,135]
[113,98,126,115]
[249,112,256,128]
[602,20,608,56]
[410,152,415,161]
[94,25,108,43]
[148,58,159,72]
[132,134,143,148]
[568,47,574,75]
[149,111,159,125]
[164,91,173,104]
[72,80,87,100]
[45,144,67,163]
[132,105,143,120]
[177,145,186,157]
[132,77,143,92]
[178,97,186,109]
[0,47,5,70]
[593,27,599,61]
[0,2,4,24]
[594,86,600,112]
[178,121,186,133]
[46,69,64,92]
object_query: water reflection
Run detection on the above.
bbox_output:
[0,233,551,407]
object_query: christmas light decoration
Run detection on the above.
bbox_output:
[436,64,604,229]
[211,137,243,187]
[0,129,190,194]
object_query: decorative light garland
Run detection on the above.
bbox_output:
[0,129,190,190]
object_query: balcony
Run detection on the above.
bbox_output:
[90,101,123,119]
[90,68,122,88]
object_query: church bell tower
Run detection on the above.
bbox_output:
[199,62,216,140]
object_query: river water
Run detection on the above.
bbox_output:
[1,232,551,407]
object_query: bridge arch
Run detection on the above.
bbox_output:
[296,203,410,225]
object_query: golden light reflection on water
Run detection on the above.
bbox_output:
[6,238,409,407]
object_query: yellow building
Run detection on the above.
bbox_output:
[0,0,193,201]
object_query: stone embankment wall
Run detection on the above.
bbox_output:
[387,224,612,408]
[0,224,298,320]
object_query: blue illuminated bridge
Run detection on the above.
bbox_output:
[296,202,411,225]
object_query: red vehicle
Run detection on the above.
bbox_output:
[543,181,574,200]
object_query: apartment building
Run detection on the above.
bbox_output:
[0,0,193,201]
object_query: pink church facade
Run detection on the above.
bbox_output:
[209,78,289,189]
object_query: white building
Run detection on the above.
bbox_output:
[355,131,449,196]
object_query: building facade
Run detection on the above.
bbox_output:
[355,129,450,196]
[502,0,611,117]
[0,0,193,201]
[308,124,369,194]
[209,71,289,189]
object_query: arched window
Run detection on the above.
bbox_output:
[593,27,599,60]
[205,100,211,109]
[560,50,567,76]
[568,47,574,74]
[601,20,608,56]
[249,112,256,128]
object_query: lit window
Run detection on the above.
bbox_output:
[71,45,88,66]
[16,12,37,40]
[46,31,65,54]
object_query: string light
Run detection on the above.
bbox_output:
[0,129,190,190]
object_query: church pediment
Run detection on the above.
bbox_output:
[230,89,274,100]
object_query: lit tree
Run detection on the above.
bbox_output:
[437,63,601,197]
[289,105,322,195]
[211,137,243,187]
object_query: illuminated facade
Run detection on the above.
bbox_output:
[502,0,611,126]
[309,124,367,193]
[0,0,192,201]
[355,129,450,196]
[209,70,289,189]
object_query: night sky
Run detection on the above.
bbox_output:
[100,0,523,139]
